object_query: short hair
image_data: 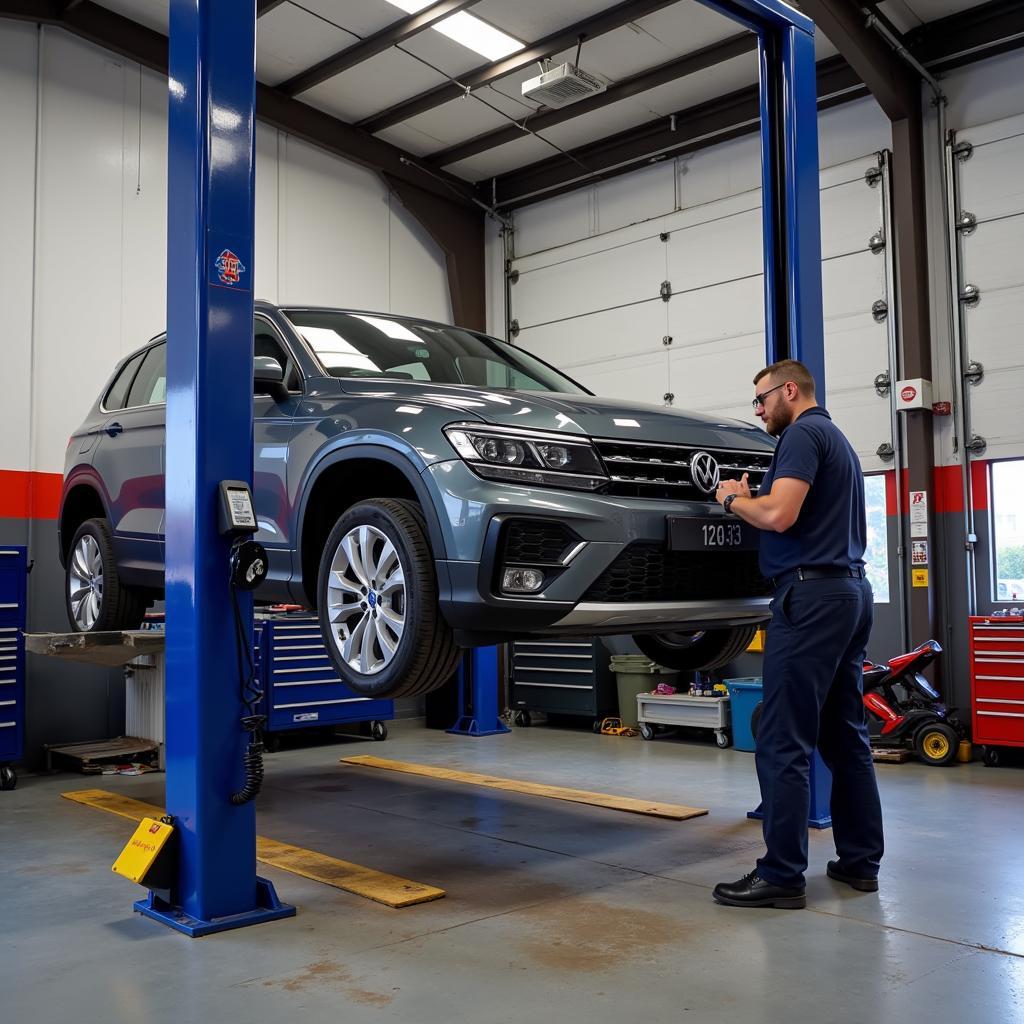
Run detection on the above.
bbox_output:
[753,359,816,396]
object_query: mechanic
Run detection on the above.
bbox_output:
[710,358,884,909]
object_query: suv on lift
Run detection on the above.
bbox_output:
[60,303,776,698]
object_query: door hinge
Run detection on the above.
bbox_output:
[959,284,981,307]
[952,140,973,162]
[872,299,888,323]
[660,232,670,242]
[509,318,520,338]
[662,335,673,346]
[868,230,886,254]
[965,434,987,456]
[507,269,520,284]
[864,165,882,188]
[874,371,890,397]
[876,442,895,462]
[955,210,977,235]
[663,392,675,405]
[660,280,672,302]
[964,359,984,386]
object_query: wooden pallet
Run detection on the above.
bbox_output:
[44,736,159,774]
[871,746,912,763]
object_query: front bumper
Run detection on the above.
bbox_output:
[426,460,770,642]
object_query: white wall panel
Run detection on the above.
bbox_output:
[570,351,673,407]
[819,159,885,259]
[666,207,763,291]
[0,21,452,478]
[33,30,129,473]
[0,21,38,475]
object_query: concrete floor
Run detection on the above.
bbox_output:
[4,720,1024,1023]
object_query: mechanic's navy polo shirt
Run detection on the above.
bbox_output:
[757,407,867,580]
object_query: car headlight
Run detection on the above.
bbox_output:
[443,424,608,491]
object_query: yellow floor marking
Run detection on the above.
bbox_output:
[61,788,445,908]
[340,755,709,821]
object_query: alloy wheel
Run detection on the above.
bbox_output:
[326,524,406,675]
[68,534,104,630]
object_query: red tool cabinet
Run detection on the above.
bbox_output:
[969,616,1024,757]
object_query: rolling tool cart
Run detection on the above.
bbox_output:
[969,615,1024,766]
[255,613,393,742]
[509,636,616,727]
[0,547,26,790]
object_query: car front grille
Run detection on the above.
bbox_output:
[582,544,771,602]
[501,520,577,565]
[594,439,774,501]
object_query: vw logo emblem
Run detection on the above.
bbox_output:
[690,451,721,494]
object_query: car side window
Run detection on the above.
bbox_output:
[254,319,301,392]
[126,342,167,408]
[104,352,146,411]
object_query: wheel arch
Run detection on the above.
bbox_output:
[296,445,447,609]
[59,479,110,567]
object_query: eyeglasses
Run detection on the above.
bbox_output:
[752,382,786,410]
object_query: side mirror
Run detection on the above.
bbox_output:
[254,356,286,398]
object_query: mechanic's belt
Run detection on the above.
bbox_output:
[771,566,865,589]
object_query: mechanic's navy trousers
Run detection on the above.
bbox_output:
[755,575,884,888]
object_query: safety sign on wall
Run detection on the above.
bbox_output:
[910,491,928,539]
[912,568,929,588]
[911,540,929,566]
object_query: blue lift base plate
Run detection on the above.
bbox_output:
[446,715,510,737]
[746,804,833,830]
[134,876,295,937]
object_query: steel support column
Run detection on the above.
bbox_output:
[140,0,294,936]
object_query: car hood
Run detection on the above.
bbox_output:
[338,379,774,451]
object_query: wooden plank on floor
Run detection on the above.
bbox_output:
[61,788,445,908]
[340,755,709,821]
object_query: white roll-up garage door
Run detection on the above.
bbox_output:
[949,113,1024,462]
[508,153,895,472]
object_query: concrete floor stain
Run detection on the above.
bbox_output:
[263,959,394,1006]
[18,861,92,876]
[519,900,687,973]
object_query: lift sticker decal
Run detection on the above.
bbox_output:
[214,248,246,287]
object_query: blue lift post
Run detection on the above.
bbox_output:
[694,1,833,826]
[446,648,510,737]
[138,0,294,936]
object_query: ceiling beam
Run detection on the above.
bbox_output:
[0,0,479,210]
[280,0,481,97]
[357,0,679,135]
[492,57,863,208]
[909,0,1024,73]
[427,30,757,168]
[797,0,918,120]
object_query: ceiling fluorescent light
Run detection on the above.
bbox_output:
[385,2,523,61]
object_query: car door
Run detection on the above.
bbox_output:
[91,339,167,585]
[253,314,304,592]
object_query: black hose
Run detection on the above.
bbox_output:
[230,565,266,805]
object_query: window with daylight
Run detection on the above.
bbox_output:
[991,460,1024,602]
[863,475,890,603]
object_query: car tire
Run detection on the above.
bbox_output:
[65,518,147,633]
[633,625,758,672]
[317,498,461,699]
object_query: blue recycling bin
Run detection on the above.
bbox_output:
[724,677,763,752]
[725,675,833,830]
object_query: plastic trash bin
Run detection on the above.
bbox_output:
[724,677,763,752]
[609,655,678,727]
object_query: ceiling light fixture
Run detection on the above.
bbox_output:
[385,1,524,61]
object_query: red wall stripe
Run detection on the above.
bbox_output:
[0,470,63,520]
[881,463,990,517]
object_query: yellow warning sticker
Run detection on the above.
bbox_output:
[912,568,929,588]
[112,816,174,885]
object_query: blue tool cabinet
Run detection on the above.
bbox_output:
[0,546,27,789]
[254,615,392,738]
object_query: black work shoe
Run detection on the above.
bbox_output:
[827,860,879,892]
[712,870,806,909]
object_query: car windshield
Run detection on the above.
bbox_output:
[281,310,588,395]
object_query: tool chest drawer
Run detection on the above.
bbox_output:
[255,616,392,733]
[969,616,1024,746]
[510,637,615,718]
[0,548,26,767]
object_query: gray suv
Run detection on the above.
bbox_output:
[60,302,775,698]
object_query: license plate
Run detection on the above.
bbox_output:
[667,516,757,551]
